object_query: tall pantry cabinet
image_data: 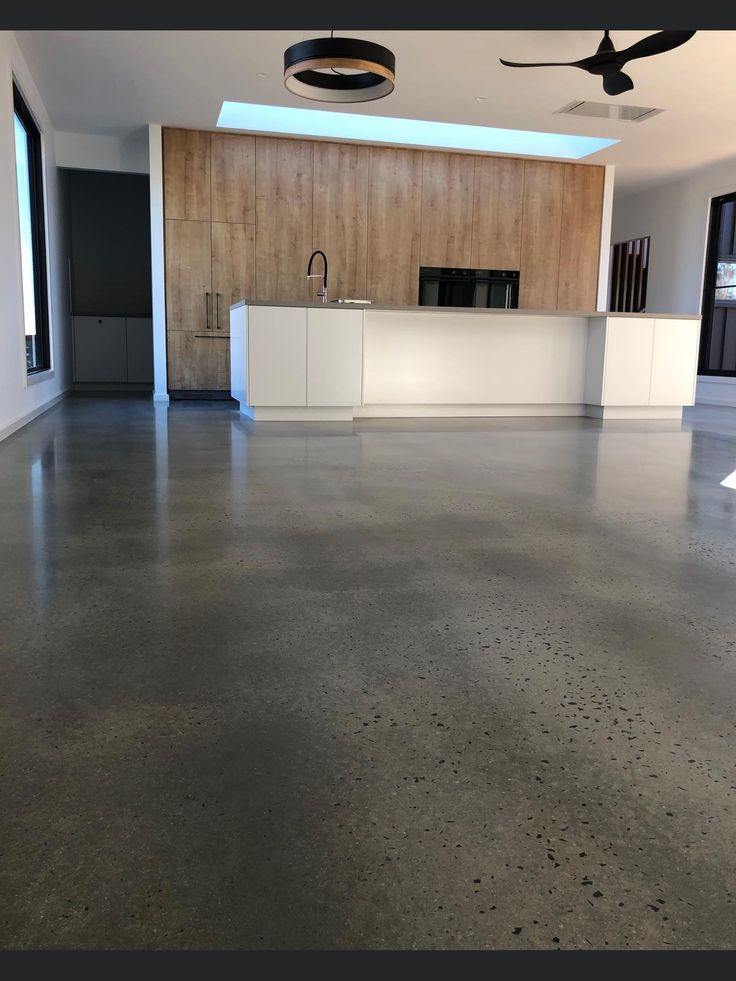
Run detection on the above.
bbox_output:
[163,129,255,392]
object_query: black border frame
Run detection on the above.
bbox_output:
[698,190,736,376]
[13,80,51,375]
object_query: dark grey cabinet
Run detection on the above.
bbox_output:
[73,316,153,384]
[66,170,152,318]
[62,168,154,389]
[73,317,127,382]
[125,318,154,383]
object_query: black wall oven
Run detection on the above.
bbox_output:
[419,266,520,309]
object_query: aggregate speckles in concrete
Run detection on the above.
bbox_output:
[1,399,735,949]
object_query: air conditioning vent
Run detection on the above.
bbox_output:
[557,101,663,122]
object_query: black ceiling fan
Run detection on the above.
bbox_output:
[500,30,696,96]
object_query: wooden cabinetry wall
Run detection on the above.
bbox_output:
[163,127,605,390]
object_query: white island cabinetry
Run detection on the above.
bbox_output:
[247,305,307,407]
[231,301,700,422]
[230,303,363,420]
[306,308,363,408]
[583,316,700,418]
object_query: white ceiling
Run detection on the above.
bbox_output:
[14,29,736,195]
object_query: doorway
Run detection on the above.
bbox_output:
[698,191,736,375]
[62,168,153,394]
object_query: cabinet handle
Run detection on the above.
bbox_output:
[216,292,221,330]
[205,291,211,329]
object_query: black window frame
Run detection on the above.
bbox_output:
[698,191,736,377]
[13,80,51,375]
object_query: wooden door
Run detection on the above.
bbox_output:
[163,129,211,221]
[420,152,474,268]
[557,164,605,311]
[312,142,369,301]
[366,147,423,305]
[211,222,256,333]
[210,134,255,224]
[519,161,564,310]
[166,333,231,391]
[255,137,313,301]
[165,218,229,391]
[165,219,211,331]
[471,156,524,270]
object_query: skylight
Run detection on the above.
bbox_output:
[217,102,618,160]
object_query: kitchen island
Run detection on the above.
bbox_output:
[230,301,701,422]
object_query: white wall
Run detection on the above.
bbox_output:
[54,130,149,174]
[0,31,71,441]
[596,165,616,311]
[612,155,736,316]
[148,124,168,402]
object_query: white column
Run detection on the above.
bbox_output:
[596,164,615,312]
[148,123,168,403]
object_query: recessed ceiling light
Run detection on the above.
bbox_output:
[256,72,268,78]
[475,96,487,102]
[217,101,618,159]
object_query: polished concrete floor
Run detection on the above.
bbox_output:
[2,398,736,950]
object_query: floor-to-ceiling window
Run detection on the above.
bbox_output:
[699,192,736,376]
[13,81,50,373]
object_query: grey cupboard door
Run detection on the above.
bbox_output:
[73,316,127,382]
[126,318,154,383]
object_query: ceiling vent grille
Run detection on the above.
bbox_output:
[557,101,663,122]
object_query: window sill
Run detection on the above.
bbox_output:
[26,368,54,386]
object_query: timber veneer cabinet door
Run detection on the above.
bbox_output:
[164,218,228,391]
[312,141,370,301]
[255,137,314,301]
[367,146,423,305]
[164,219,212,332]
[519,160,565,310]
[166,332,231,391]
[163,129,211,221]
[471,156,524,270]
[557,164,605,311]
[419,152,474,269]
[210,133,256,224]
[211,222,255,331]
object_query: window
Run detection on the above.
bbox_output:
[699,193,736,376]
[13,82,50,373]
[609,236,650,313]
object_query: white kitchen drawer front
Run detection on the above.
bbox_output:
[649,319,700,406]
[602,318,655,405]
[307,308,363,406]
[248,306,307,406]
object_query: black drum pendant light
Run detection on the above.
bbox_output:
[283,32,395,103]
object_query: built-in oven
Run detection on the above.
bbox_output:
[418,267,520,309]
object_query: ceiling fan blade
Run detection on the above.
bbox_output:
[617,30,696,65]
[602,71,634,96]
[499,58,579,68]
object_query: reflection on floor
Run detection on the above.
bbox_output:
[1,399,736,949]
